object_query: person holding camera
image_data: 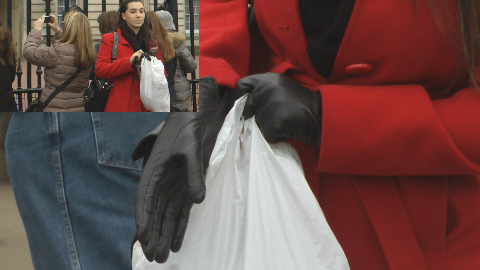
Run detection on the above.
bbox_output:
[23,12,96,112]
[94,0,165,112]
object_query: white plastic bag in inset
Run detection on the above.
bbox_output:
[139,56,170,112]
[132,95,350,270]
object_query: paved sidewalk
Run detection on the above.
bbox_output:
[0,182,34,270]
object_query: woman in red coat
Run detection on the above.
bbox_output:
[133,0,480,269]
[95,0,163,112]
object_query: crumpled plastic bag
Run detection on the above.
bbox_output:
[132,95,350,270]
[140,56,170,112]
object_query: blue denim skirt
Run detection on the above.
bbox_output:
[5,112,167,270]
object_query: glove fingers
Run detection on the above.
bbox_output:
[135,125,172,242]
[139,197,167,262]
[234,75,257,95]
[234,76,257,119]
[154,202,182,263]
[242,90,255,119]
[171,203,193,252]
[135,166,165,242]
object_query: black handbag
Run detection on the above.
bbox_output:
[83,31,119,112]
[25,68,82,112]
[83,78,114,112]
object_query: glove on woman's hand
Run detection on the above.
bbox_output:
[132,77,234,263]
[235,72,322,148]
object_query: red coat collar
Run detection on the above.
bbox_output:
[255,0,466,90]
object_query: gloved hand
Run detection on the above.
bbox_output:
[132,76,235,263]
[235,72,322,148]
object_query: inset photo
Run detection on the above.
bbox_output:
[2,0,198,112]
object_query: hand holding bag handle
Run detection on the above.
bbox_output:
[131,95,349,270]
[131,77,236,263]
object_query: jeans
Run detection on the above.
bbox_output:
[5,112,167,270]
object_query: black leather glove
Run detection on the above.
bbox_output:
[132,76,234,263]
[235,72,322,148]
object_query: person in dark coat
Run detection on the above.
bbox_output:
[0,25,18,112]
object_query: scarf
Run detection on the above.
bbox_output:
[120,22,151,53]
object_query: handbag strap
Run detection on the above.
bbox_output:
[41,68,82,110]
[111,31,119,63]
[91,31,118,82]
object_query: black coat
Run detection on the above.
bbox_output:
[164,57,177,103]
[0,62,18,112]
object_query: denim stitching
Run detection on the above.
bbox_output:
[53,113,82,270]
[91,113,143,171]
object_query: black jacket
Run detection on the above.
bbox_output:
[0,63,18,112]
[164,57,178,103]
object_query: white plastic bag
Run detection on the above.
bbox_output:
[132,95,350,270]
[139,56,170,112]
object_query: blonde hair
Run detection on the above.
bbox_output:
[0,25,17,65]
[59,12,96,70]
[146,12,175,62]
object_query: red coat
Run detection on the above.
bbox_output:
[95,28,163,112]
[201,0,480,269]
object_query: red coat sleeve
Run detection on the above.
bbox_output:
[94,32,134,80]
[200,0,250,89]
[317,84,480,176]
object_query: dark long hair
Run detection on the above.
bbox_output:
[454,0,479,86]
[0,25,16,66]
[425,0,480,86]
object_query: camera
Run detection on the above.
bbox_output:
[44,16,51,23]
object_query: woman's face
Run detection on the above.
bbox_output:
[122,2,145,33]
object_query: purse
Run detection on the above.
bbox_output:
[83,77,114,112]
[25,68,81,112]
[83,31,119,112]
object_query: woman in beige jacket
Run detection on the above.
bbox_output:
[23,12,96,112]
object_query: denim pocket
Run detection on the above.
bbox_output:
[91,113,167,171]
